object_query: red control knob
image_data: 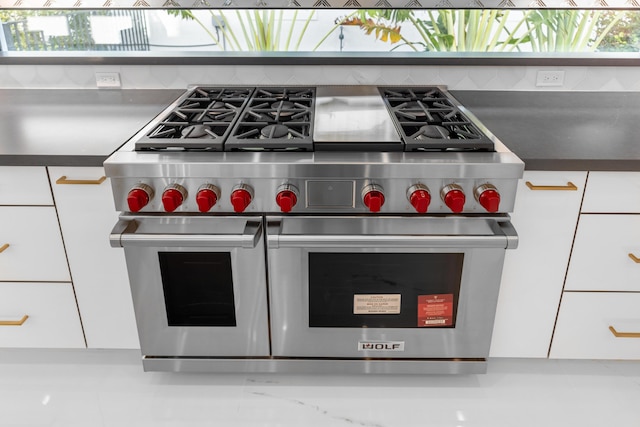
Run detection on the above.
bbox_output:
[162,189,184,212]
[476,185,501,213]
[442,185,466,213]
[276,190,297,213]
[127,185,153,212]
[196,188,219,213]
[231,188,252,213]
[363,190,385,213]
[409,188,431,213]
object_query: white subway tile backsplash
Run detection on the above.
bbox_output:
[0,64,638,91]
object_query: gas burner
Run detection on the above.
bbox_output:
[414,125,450,139]
[397,101,428,118]
[260,124,293,139]
[135,87,254,151]
[182,124,211,138]
[226,121,312,151]
[380,87,494,152]
[270,101,296,118]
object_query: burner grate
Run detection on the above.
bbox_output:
[224,87,315,152]
[135,87,253,151]
[380,87,494,152]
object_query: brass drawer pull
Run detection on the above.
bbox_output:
[525,181,578,191]
[0,243,9,253]
[0,315,29,326]
[629,253,640,263]
[56,176,106,185]
[609,326,640,338]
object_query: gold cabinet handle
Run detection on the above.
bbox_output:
[629,253,640,263]
[0,243,8,253]
[609,326,640,338]
[0,315,29,326]
[56,176,106,185]
[525,181,578,191]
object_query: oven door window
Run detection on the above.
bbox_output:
[309,253,463,328]
[159,252,236,327]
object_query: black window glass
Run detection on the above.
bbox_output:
[159,252,236,327]
[309,253,463,328]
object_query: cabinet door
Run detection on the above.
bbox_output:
[490,171,587,358]
[550,292,640,359]
[0,282,85,348]
[0,207,71,282]
[49,167,139,349]
[565,215,640,292]
[581,172,640,213]
[0,167,53,205]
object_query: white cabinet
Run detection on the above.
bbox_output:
[550,171,640,360]
[565,215,640,292]
[0,282,85,348]
[581,172,640,213]
[490,171,587,358]
[550,292,640,359]
[49,167,139,349]
[0,207,71,282]
[0,166,84,349]
[0,166,53,205]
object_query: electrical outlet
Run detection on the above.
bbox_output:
[95,72,121,88]
[536,70,565,87]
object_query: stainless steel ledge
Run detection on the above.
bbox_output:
[1,51,640,66]
[142,357,488,374]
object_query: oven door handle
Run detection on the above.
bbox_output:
[267,220,517,249]
[110,219,263,249]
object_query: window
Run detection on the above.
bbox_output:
[1,8,639,53]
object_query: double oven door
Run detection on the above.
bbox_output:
[111,213,515,362]
[110,215,269,357]
[267,215,516,360]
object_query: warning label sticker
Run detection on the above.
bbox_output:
[353,294,401,314]
[418,294,454,327]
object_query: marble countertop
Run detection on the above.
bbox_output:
[0,88,638,170]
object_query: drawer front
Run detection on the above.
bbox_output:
[0,167,53,205]
[565,215,640,292]
[582,172,640,213]
[0,282,85,348]
[550,292,640,359]
[0,207,71,282]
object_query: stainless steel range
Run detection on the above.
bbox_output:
[106,85,524,375]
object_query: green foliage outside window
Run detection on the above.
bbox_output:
[1,8,639,53]
[340,9,630,52]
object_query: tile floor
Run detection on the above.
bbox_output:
[1,349,639,427]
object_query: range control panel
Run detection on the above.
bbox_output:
[112,177,517,215]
